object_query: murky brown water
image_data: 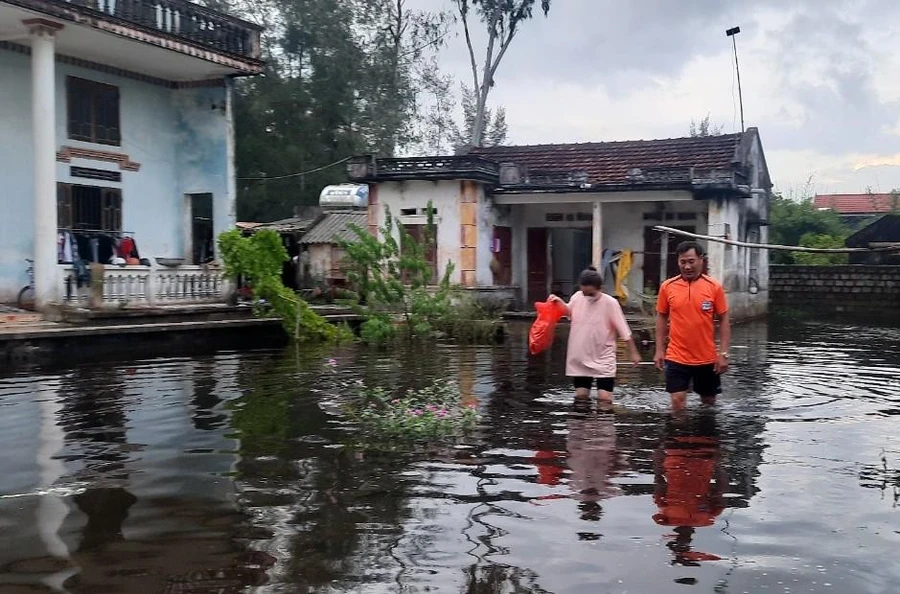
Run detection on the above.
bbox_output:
[1,315,899,593]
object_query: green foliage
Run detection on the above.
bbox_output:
[794,233,849,265]
[338,204,456,344]
[230,0,451,222]
[454,0,551,146]
[689,113,723,137]
[217,229,350,342]
[768,194,850,264]
[344,380,480,449]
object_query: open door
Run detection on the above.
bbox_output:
[492,226,512,285]
[527,227,549,306]
[643,226,695,291]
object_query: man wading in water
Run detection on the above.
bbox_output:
[549,267,641,405]
[653,241,731,410]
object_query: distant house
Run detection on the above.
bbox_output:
[845,214,900,265]
[814,193,900,228]
[299,211,368,288]
[347,128,773,320]
[0,0,263,309]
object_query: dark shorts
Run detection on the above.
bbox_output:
[664,360,721,397]
[572,377,615,392]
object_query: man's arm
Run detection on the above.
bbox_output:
[654,313,669,370]
[715,311,731,374]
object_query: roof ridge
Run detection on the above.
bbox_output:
[472,133,744,153]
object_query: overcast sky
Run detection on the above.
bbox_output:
[415,0,900,196]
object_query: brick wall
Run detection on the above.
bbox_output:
[770,265,900,315]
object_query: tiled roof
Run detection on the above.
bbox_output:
[470,133,744,185]
[300,211,368,245]
[813,193,899,215]
[255,216,318,234]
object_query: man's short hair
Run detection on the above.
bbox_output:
[675,240,706,257]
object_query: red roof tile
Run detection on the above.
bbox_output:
[813,193,899,214]
[470,133,744,185]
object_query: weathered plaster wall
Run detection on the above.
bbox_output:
[0,47,233,302]
[373,180,463,284]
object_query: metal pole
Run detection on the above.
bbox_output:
[732,34,744,132]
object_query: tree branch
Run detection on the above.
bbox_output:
[456,1,481,96]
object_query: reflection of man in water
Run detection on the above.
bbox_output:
[652,412,726,565]
[567,411,627,520]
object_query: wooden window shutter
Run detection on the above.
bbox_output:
[57,183,72,229]
[101,188,122,232]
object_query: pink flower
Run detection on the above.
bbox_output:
[436,409,448,418]
[391,399,401,404]
[466,403,478,409]
[326,358,338,367]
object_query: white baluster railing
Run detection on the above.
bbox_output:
[59,264,227,307]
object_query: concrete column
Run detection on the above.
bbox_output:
[706,200,727,281]
[591,200,603,269]
[26,19,63,311]
[222,77,237,260]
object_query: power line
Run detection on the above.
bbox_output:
[237,156,352,181]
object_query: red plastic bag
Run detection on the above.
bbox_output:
[528,300,568,355]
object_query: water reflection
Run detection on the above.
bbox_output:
[652,411,725,566]
[0,316,898,593]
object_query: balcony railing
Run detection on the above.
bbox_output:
[42,0,262,59]
[60,264,229,307]
[347,155,501,184]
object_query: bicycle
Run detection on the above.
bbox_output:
[17,259,36,311]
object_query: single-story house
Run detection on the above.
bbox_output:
[347,128,772,320]
[814,193,900,229]
[0,0,262,309]
[845,214,900,265]
[298,210,368,287]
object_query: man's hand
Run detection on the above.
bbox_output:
[714,354,730,375]
[631,350,642,368]
[653,350,666,371]
[547,294,562,303]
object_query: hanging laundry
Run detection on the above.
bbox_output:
[615,250,634,303]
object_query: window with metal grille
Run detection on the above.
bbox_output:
[67,77,121,146]
[58,183,122,233]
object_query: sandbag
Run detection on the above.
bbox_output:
[528,300,568,355]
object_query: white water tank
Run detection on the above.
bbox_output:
[318,184,369,210]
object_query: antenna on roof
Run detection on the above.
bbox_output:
[726,26,745,132]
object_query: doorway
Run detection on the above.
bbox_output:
[642,225,695,291]
[492,226,512,285]
[188,193,214,265]
[527,227,549,305]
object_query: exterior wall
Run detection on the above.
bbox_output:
[706,197,769,320]
[370,180,464,284]
[770,265,900,317]
[0,47,233,303]
[510,197,708,307]
[307,244,332,282]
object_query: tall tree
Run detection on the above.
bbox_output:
[689,114,724,137]
[454,0,550,147]
[229,0,450,222]
[448,85,507,152]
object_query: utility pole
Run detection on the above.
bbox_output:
[726,26,744,132]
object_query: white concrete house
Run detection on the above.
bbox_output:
[0,0,262,309]
[348,129,772,320]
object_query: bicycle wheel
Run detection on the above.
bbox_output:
[17,286,36,311]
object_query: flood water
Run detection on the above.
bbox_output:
[1,315,899,594]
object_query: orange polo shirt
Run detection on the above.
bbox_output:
[657,275,728,365]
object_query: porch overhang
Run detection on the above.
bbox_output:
[0,0,263,82]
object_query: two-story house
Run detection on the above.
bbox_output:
[0,0,262,310]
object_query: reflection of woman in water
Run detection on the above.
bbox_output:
[652,412,727,565]
[567,411,627,520]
